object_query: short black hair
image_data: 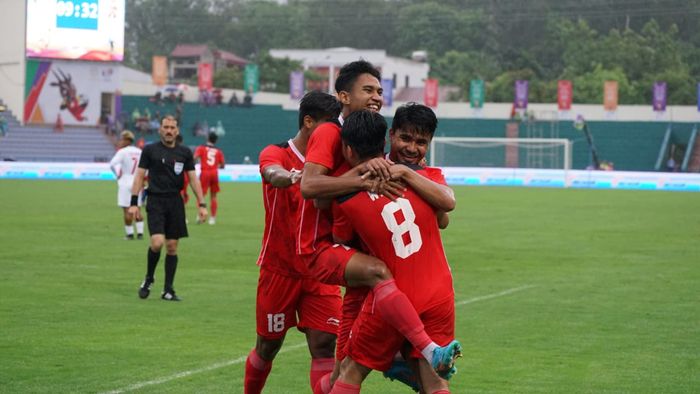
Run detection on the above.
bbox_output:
[391,102,438,137]
[298,91,341,129]
[341,110,387,161]
[208,132,218,144]
[334,60,381,94]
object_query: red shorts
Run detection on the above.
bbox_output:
[200,171,220,195]
[335,287,370,361]
[346,296,455,372]
[256,268,342,340]
[301,242,356,287]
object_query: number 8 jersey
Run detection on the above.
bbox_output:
[333,166,454,313]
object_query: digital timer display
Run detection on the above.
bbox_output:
[26,0,125,61]
[56,0,99,30]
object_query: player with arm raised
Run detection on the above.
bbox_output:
[193,132,225,224]
[331,110,459,394]
[244,92,343,394]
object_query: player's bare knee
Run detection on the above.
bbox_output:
[256,337,284,361]
[367,258,392,283]
[165,240,178,255]
[307,331,336,359]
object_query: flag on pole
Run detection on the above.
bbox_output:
[514,80,528,110]
[652,82,667,112]
[557,80,572,111]
[424,79,439,108]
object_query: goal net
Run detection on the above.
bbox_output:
[429,137,572,170]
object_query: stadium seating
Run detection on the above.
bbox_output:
[0,125,116,162]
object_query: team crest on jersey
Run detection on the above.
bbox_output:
[173,162,184,175]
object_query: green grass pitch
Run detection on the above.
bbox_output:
[0,180,698,393]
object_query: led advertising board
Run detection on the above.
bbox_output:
[26,0,125,61]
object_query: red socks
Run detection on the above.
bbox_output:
[310,358,335,392]
[313,372,332,394]
[431,390,450,394]
[329,379,360,394]
[372,279,432,350]
[211,197,218,217]
[244,349,272,394]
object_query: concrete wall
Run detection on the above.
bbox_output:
[0,0,26,120]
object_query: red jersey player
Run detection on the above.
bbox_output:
[299,61,460,394]
[194,132,225,224]
[332,110,458,394]
[244,92,344,394]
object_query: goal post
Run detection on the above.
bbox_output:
[429,137,572,170]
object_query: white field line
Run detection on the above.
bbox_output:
[455,284,536,306]
[102,285,534,393]
[100,342,308,394]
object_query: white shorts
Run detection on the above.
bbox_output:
[118,185,143,208]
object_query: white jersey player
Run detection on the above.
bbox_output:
[109,130,145,240]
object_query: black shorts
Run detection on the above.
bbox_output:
[146,195,188,239]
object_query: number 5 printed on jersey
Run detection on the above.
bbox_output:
[381,198,423,258]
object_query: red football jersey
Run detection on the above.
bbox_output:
[334,168,454,312]
[296,121,346,255]
[194,144,225,172]
[257,140,309,278]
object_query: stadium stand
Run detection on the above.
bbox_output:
[0,124,116,162]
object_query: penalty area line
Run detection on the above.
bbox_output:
[100,342,308,394]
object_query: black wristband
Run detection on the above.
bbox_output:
[130,195,139,206]
[199,203,207,208]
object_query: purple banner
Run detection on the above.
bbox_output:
[653,82,667,112]
[381,79,394,107]
[290,71,304,100]
[514,80,528,110]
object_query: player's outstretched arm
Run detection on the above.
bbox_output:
[262,164,301,188]
[300,162,363,199]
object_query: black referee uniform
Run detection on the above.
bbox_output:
[139,141,195,239]
[137,141,195,301]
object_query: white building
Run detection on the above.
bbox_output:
[269,47,429,93]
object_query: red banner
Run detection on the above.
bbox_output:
[198,63,213,91]
[424,79,439,108]
[557,80,572,110]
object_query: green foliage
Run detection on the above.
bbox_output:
[251,52,303,93]
[213,67,243,89]
[125,0,700,103]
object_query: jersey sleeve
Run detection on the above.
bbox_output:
[184,148,195,171]
[305,122,341,170]
[193,145,204,160]
[217,149,225,166]
[258,145,285,177]
[422,166,447,185]
[138,145,151,169]
[109,149,122,175]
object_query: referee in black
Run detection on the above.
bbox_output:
[128,115,208,301]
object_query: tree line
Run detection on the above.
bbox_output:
[125,0,700,104]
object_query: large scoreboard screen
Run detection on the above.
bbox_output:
[26,0,125,61]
